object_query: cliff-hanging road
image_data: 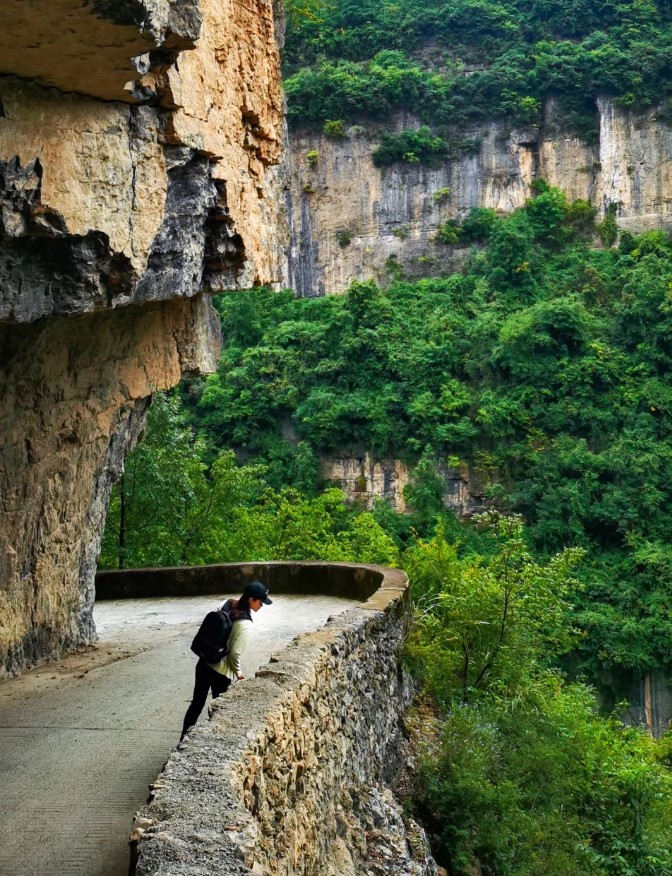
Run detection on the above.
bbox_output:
[0,593,357,876]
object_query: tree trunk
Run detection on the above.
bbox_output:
[119,474,126,570]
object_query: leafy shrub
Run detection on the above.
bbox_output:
[407,518,672,875]
[526,183,571,242]
[432,187,451,203]
[305,149,319,168]
[460,206,498,242]
[322,119,345,138]
[373,127,448,167]
[372,127,479,167]
[385,253,404,281]
[435,219,462,244]
[598,203,619,246]
[565,198,597,234]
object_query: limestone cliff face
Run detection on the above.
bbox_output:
[0,0,286,676]
[287,98,672,296]
[321,453,485,516]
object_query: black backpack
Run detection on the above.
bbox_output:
[190,601,234,664]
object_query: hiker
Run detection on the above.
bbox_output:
[180,580,273,740]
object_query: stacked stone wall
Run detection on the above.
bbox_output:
[129,564,437,876]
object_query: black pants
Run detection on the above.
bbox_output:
[181,659,231,739]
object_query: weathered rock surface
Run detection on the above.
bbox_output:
[287,98,672,296]
[321,452,486,516]
[0,0,202,103]
[0,0,286,676]
[0,296,220,675]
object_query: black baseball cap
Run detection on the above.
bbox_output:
[244,580,273,605]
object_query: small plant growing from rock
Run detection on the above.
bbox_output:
[303,182,316,194]
[433,187,451,203]
[392,224,411,239]
[305,150,319,169]
[323,119,345,139]
[385,254,404,281]
[597,203,619,247]
[336,229,352,248]
[517,95,542,122]
[435,219,462,244]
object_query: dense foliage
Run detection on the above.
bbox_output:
[284,0,672,136]
[181,186,672,676]
[407,516,672,875]
[100,423,672,873]
[99,393,399,569]
[371,127,479,166]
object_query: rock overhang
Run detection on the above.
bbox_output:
[0,0,288,678]
[0,0,202,103]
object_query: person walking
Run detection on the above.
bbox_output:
[180,580,272,740]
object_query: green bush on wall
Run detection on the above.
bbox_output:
[323,119,345,138]
[372,127,478,167]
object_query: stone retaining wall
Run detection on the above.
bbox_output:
[123,562,437,876]
[96,561,384,602]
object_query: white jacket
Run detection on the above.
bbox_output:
[208,617,252,680]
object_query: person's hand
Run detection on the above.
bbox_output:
[237,673,245,680]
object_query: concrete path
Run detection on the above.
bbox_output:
[0,593,357,876]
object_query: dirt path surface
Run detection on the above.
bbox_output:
[0,593,357,876]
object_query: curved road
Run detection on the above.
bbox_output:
[0,593,357,876]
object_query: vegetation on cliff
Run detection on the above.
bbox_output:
[101,414,672,872]
[99,393,399,569]
[284,0,672,142]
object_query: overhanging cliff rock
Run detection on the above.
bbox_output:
[0,0,288,677]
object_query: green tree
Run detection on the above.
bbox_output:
[100,393,211,568]
[406,516,672,875]
[406,512,583,704]
[402,446,446,530]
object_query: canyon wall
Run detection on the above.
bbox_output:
[0,0,286,677]
[287,98,672,297]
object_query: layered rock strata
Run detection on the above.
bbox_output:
[0,0,286,677]
[128,562,437,876]
[287,99,672,296]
